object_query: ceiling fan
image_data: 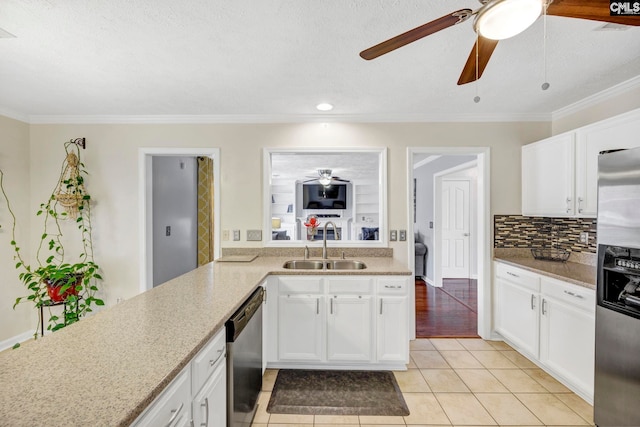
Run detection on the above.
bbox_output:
[360,0,640,85]
[303,169,350,185]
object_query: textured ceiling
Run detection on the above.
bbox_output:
[0,1,639,121]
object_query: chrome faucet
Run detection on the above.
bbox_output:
[322,221,339,259]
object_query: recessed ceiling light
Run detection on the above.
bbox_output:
[316,103,333,111]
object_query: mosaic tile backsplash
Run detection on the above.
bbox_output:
[494,215,597,254]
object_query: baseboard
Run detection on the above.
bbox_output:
[0,330,33,352]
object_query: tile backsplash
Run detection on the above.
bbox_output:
[494,215,597,254]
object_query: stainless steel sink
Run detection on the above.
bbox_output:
[282,260,325,270]
[325,260,367,270]
[282,259,367,270]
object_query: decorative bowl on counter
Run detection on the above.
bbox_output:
[531,248,570,262]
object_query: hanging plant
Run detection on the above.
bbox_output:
[0,139,104,345]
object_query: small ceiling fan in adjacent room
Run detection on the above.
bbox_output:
[360,0,640,85]
[303,169,350,185]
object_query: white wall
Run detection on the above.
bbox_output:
[152,156,198,286]
[0,120,549,342]
[0,116,33,345]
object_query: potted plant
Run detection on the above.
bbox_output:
[0,139,104,343]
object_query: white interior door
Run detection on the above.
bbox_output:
[441,179,470,279]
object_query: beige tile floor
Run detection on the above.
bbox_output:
[253,338,594,427]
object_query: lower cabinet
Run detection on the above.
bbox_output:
[327,295,373,362]
[133,327,227,427]
[539,276,595,399]
[267,275,409,368]
[493,261,596,401]
[278,294,324,361]
[133,367,192,427]
[494,264,540,359]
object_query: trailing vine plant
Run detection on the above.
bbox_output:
[0,139,103,345]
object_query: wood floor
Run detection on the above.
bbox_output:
[415,278,479,338]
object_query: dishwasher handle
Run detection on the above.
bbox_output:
[226,287,264,341]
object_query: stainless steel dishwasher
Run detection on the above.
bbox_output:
[226,287,264,427]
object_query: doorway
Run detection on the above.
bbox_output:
[139,148,221,293]
[407,148,490,339]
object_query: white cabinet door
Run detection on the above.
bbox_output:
[192,360,226,427]
[494,277,540,358]
[539,279,596,400]
[278,294,324,361]
[376,296,408,362]
[327,295,373,362]
[133,368,191,427]
[575,110,640,217]
[522,133,575,217]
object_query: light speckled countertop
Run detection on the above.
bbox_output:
[494,256,596,290]
[0,256,410,427]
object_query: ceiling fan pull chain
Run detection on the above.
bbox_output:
[473,35,481,103]
[541,1,550,91]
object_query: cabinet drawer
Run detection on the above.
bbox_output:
[327,277,373,294]
[191,328,226,395]
[377,277,409,295]
[495,262,540,292]
[279,276,323,294]
[133,367,191,427]
[541,277,595,312]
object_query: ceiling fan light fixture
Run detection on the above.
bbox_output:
[317,168,332,186]
[474,0,543,40]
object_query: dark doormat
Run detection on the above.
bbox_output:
[267,369,410,416]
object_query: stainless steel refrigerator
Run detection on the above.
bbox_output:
[595,147,640,426]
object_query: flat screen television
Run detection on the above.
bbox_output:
[302,184,348,209]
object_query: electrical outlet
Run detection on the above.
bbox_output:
[399,230,406,241]
[222,230,230,241]
[247,230,262,241]
[580,232,589,244]
[233,230,241,241]
[390,230,397,241]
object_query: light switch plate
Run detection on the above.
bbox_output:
[390,230,397,241]
[233,230,241,241]
[399,230,406,241]
[247,230,262,241]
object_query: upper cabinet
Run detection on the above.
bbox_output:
[522,133,575,217]
[522,109,640,218]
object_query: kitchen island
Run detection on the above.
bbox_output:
[0,256,410,426]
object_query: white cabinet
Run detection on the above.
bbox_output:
[269,275,409,368]
[133,328,227,427]
[493,261,596,401]
[574,110,640,216]
[192,360,226,427]
[326,277,374,362]
[522,109,640,217]
[494,263,541,358]
[277,276,324,362]
[539,277,595,399]
[133,367,192,427]
[376,278,409,362]
[522,132,575,217]
[191,328,227,427]
[278,294,325,361]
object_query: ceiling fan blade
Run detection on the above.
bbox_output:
[360,9,473,60]
[457,37,500,85]
[547,0,640,26]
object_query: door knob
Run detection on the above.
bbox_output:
[463,233,470,236]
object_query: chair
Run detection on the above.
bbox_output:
[415,232,428,278]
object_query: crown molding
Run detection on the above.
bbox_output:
[24,112,551,124]
[552,75,640,121]
[0,107,29,123]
